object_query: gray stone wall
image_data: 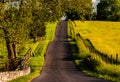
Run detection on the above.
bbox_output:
[0,67,30,82]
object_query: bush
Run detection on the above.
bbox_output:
[82,55,99,71]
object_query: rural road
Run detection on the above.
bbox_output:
[31,21,110,82]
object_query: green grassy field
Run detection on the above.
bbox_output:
[8,22,57,82]
[68,20,120,82]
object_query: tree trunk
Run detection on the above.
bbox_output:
[8,43,15,59]
[12,42,18,58]
[6,41,16,70]
[3,29,18,70]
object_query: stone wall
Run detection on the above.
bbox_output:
[0,67,30,82]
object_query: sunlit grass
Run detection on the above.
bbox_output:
[0,38,8,63]
[45,22,57,41]
[74,21,120,60]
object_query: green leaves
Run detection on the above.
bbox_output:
[64,0,93,20]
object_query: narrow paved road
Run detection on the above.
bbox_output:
[31,21,110,82]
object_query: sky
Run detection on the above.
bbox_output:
[92,0,100,13]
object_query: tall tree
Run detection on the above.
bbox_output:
[97,0,109,20]
[29,0,45,42]
[0,1,32,70]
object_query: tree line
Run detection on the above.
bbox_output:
[0,0,93,70]
[96,0,120,21]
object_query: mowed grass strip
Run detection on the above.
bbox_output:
[9,22,57,82]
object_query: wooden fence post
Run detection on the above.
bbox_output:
[20,48,31,69]
[111,55,113,64]
[106,55,108,63]
[116,53,118,65]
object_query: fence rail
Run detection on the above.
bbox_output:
[0,48,32,71]
[76,33,120,65]
[17,48,32,70]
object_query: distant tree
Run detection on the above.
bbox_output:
[29,0,60,42]
[108,0,120,21]
[65,0,93,20]
[43,0,93,21]
[97,0,120,21]
[29,0,46,42]
[29,0,67,42]
[97,0,109,20]
[28,0,93,42]
[44,0,67,21]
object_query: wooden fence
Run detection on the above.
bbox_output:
[17,48,32,70]
[69,22,120,65]
[0,48,32,71]
[76,33,120,65]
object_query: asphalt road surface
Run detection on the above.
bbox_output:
[31,21,110,82]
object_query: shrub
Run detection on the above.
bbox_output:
[82,55,99,71]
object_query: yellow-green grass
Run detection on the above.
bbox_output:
[74,21,120,60]
[8,22,57,82]
[69,20,120,82]
[0,38,8,64]
[45,22,58,41]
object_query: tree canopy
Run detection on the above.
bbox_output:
[0,0,93,70]
[63,0,93,20]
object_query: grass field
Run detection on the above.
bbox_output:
[74,21,120,61]
[68,20,120,82]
